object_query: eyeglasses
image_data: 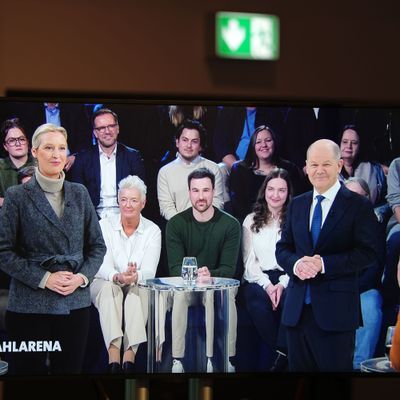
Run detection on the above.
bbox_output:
[5,137,27,146]
[94,124,118,134]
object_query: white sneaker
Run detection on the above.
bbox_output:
[172,359,184,373]
[207,358,213,373]
[228,360,235,373]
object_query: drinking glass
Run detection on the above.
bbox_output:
[181,257,198,284]
[385,326,395,360]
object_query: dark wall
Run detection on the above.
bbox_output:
[1,1,400,103]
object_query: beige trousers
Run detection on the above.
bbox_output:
[171,287,237,359]
[90,279,148,353]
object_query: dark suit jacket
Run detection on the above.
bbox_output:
[275,185,378,332]
[68,143,145,208]
[0,176,106,315]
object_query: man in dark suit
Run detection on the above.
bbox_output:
[69,108,145,219]
[275,139,378,371]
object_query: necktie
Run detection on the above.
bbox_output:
[311,195,324,246]
[305,195,324,304]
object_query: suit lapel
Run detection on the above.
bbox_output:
[316,186,351,247]
[93,146,101,197]
[298,192,314,251]
[25,177,70,239]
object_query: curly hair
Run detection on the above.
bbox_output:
[250,168,292,233]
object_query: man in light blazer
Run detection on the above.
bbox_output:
[275,139,378,371]
[69,108,145,219]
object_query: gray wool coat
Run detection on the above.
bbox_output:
[0,176,106,314]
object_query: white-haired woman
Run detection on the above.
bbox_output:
[90,175,161,373]
[0,123,106,375]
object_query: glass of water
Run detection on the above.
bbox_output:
[181,257,198,284]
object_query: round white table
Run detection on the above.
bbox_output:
[138,277,240,373]
[360,357,397,373]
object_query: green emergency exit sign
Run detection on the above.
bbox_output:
[215,12,279,60]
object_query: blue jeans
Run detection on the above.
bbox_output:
[353,289,383,370]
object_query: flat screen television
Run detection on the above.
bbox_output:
[0,95,398,390]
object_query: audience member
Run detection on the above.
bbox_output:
[339,125,387,206]
[69,108,145,220]
[166,168,240,373]
[344,177,384,370]
[213,106,285,169]
[0,118,36,207]
[0,123,106,375]
[157,119,224,221]
[340,107,400,167]
[378,157,400,354]
[159,105,219,164]
[90,175,161,374]
[229,125,306,222]
[241,168,291,371]
[1,101,92,154]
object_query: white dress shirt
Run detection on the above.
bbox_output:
[96,213,161,283]
[309,180,341,229]
[97,145,119,219]
[242,213,289,289]
[294,180,342,275]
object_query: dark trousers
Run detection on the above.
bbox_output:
[6,307,90,375]
[242,270,287,351]
[286,304,355,372]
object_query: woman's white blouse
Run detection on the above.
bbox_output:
[95,213,161,283]
[242,213,289,289]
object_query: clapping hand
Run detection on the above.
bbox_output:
[114,262,138,285]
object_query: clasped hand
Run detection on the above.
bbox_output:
[197,266,211,283]
[295,255,322,281]
[46,271,84,296]
[114,263,138,286]
[266,283,284,310]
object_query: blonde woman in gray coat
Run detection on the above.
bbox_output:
[0,123,106,375]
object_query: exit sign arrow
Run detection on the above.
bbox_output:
[215,11,279,60]
[221,19,246,52]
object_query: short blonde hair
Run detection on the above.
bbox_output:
[31,123,68,149]
[118,175,147,200]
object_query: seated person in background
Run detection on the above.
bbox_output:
[339,124,387,207]
[160,105,219,164]
[242,168,292,371]
[69,108,145,220]
[90,175,161,373]
[344,177,384,370]
[157,119,224,221]
[380,157,400,351]
[213,106,285,170]
[0,118,36,207]
[388,258,400,371]
[229,125,306,222]
[166,168,240,373]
